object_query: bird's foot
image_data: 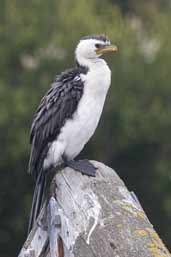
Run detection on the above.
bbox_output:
[66,159,96,177]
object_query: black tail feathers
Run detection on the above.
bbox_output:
[28,170,46,234]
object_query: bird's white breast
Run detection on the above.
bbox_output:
[44,60,111,169]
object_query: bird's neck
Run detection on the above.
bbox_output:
[76,55,106,71]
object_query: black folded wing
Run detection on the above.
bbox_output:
[29,67,86,181]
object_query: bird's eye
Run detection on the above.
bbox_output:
[95,43,101,48]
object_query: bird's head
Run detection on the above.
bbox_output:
[75,34,118,65]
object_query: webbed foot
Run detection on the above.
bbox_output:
[66,159,96,177]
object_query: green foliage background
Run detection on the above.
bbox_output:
[1,0,171,255]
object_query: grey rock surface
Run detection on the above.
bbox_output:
[19,161,171,257]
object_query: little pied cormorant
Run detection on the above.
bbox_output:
[28,34,118,232]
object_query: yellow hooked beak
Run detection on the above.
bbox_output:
[96,44,118,55]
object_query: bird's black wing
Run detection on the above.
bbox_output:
[28,67,86,181]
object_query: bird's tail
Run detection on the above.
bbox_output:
[28,170,46,234]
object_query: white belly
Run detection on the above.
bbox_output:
[43,60,111,169]
[63,90,106,159]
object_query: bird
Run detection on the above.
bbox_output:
[28,34,118,233]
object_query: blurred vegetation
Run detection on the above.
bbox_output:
[1,0,171,255]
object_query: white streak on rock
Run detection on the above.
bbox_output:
[54,170,101,253]
[85,192,101,244]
